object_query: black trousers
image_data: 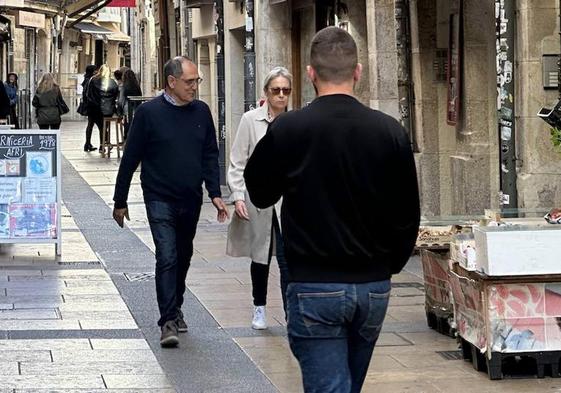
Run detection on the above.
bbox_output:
[251,212,289,310]
[87,110,104,147]
[9,106,18,129]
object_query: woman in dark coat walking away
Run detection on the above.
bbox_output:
[81,65,99,151]
[118,69,142,140]
[87,64,119,153]
[32,73,67,129]
[4,73,19,128]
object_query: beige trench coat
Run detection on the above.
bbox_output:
[226,103,281,264]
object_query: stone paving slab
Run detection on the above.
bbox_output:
[0,320,81,330]
[78,319,138,330]
[0,309,59,320]
[0,375,106,389]
[103,374,173,389]
[89,338,150,350]
[21,361,165,375]
[51,348,159,363]
[0,339,90,350]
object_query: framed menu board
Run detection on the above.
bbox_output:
[0,130,61,255]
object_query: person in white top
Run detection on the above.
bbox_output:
[227,67,292,330]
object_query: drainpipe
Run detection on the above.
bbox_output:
[395,0,416,150]
[183,6,194,59]
[244,0,256,112]
[214,0,226,185]
[495,0,518,208]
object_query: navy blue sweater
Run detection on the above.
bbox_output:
[113,95,221,209]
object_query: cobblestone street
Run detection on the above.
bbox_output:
[0,121,558,392]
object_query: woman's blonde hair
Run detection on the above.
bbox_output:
[97,64,112,80]
[263,66,292,91]
[36,73,58,94]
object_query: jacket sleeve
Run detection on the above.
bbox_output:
[227,114,251,202]
[202,106,221,199]
[385,125,421,274]
[113,106,148,208]
[244,124,284,209]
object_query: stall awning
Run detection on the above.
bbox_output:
[98,22,130,42]
[65,0,111,18]
[72,21,113,39]
[185,0,213,8]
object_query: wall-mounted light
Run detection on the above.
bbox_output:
[538,101,561,128]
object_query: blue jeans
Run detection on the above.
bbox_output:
[287,280,391,393]
[146,200,201,327]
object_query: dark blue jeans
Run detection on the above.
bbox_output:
[146,200,201,327]
[287,280,391,393]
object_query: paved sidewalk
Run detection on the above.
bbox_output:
[0,121,558,392]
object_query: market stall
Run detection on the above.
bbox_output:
[449,216,561,379]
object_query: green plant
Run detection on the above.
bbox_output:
[551,127,561,151]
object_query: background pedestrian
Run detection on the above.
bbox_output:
[119,68,142,140]
[227,66,292,330]
[245,27,421,393]
[81,65,99,151]
[0,82,9,124]
[87,64,119,153]
[4,73,18,128]
[32,73,67,130]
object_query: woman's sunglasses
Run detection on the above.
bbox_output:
[269,87,292,95]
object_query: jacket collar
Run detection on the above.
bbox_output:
[255,102,271,123]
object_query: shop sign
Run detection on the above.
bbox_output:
[107,0,136,7]
[17,11,45,29]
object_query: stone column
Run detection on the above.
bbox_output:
[254,0,291,101]
[366,0,400,119]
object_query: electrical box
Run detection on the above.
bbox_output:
[543,54,559,89]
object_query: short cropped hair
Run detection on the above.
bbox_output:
[310,27,358,83]
[163,56,193,87]
[263,66,292,91]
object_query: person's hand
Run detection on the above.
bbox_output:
[234,200,250,221]
[212,197,230,223]
[113,207,130,228]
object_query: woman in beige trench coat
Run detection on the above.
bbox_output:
[227,67,292,330]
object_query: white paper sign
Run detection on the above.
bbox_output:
[0,178,21,203]
[23,178,56,203]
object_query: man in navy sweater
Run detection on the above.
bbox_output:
[113,56,229,347]
[245,28,420,392]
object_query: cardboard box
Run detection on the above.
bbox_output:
[450,264,561,354]
[474,225,561,276]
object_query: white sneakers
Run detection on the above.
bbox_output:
[252,306,267,330]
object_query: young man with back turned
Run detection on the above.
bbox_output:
[245,27,420,393]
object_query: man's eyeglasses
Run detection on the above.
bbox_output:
[177,77,203,87]
[269,87,292,96]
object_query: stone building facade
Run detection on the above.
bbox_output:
[148,0,561,216]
